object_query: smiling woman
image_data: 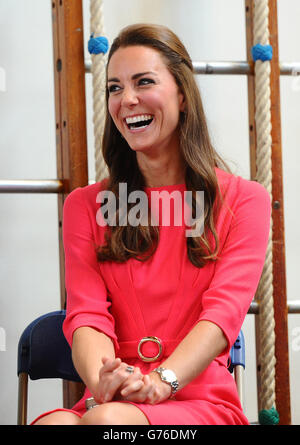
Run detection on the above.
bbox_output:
[32,24,271,426]
[107,45,185,157]
[100,24,229,268]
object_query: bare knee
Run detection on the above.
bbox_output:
[80,402,149,426]
[33,411,81,425]
[80,403,119,425]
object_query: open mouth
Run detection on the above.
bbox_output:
[125,114,154,131]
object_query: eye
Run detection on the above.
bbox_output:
[138,78,155,86]
[108,84,121,94]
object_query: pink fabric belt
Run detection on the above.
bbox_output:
[117,337,179,363]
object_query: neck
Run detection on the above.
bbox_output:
[136,148,186,188]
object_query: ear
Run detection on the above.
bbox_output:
[178,91,186,112]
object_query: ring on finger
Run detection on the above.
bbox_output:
[126,365,134,374]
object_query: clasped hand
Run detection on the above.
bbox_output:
[92,357,171,405]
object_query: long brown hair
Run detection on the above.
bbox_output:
[97,23,230,267]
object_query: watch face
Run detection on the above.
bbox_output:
[162,369,176,382]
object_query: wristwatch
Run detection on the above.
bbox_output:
[153,367,179,394]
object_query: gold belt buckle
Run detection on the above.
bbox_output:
[138,336,163,362]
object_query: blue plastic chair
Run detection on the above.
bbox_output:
[17,310,82,425]
[17,310,245,425]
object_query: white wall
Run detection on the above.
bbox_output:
[0,0,299,425]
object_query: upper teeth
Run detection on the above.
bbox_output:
[125,114,153,124]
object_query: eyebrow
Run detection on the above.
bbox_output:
[107,71,157,83]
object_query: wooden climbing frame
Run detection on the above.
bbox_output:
[51,0,291,423]
[245,0,291,424]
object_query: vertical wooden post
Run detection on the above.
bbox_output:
[245,0,291,424]
[51,0,88,408]
[268,0,291,425]
[245,0,264,421]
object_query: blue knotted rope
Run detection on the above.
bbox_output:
[251,43,273,62]
[88,34,109,55]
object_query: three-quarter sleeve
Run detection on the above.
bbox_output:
[197,178,271,357]
[62,187,118,351]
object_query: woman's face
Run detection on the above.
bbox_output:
[107,45,185,155]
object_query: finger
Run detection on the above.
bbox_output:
[118,366,143,392]
[143,375,157,404]
[101,364,135,402]
[121,366,142,382]
[121,375,155,402]
[133,367,142,379]
[100,357,121,375]
[98,359,125,402]
[114,363,133,376]
[138,374,156,403]
[120,379,144,397]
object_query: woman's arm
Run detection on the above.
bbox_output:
[72,326,144,403]
[72,326,116,398]
[155,320,227,390]
[62,187,146,404]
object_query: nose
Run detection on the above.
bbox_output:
[121,86,139,108]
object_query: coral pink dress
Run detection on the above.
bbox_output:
[31,168,271,425]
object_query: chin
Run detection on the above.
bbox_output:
[126,140,155,154]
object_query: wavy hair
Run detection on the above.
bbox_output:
[96,24,230,267]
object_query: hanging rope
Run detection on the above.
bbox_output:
[89,0,109,182]
[252,0,278,424]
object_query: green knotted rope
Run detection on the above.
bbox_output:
[258,407,279,425]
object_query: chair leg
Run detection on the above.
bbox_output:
[17,373,28,425]
[234,365,244,410]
